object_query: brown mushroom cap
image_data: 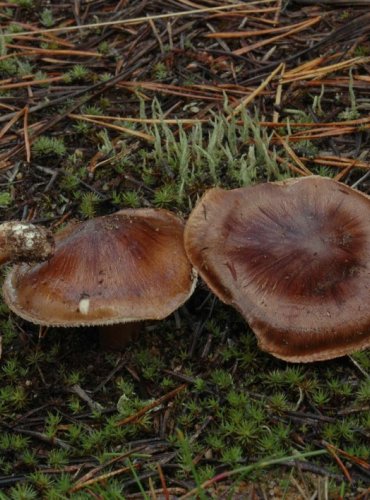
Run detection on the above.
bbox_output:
[3,208,196,326]
[184,176,370,362]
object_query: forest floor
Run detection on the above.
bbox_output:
[0,0,369,498]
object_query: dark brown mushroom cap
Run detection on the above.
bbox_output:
[3,208,196,326]
[184,176,370,362]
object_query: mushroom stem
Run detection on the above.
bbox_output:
[98,322,142,351]
[0,222,54,266]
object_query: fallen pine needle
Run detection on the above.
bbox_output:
[227,63,284,119]
[23,105,31,163]
[115,384,187,427]
[68,114,155,143]
[0,2,275,38]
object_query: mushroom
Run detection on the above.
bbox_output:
[184,176,370,362]
[0,221,54,266]
[3,208,197,350]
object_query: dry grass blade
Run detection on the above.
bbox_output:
[233,16,321,56]
[6,44,103,58]
[283,57,370,83]
[206,18,317,39]
[0,76,63,91]
[227,63,284,119]
[68,114,155,142]
[23,106,30,163]
[69,464,135,492]
[274,132,313,175]
[324,443,352,483]
[115,385,187,427]
[77,114,204,125]
[0,2,272,38]
[0,108,24,139]
[69,446,147,493]
[308,156,370,170]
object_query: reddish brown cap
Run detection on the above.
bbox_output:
[3,209,196,326]
[184,176,370,362]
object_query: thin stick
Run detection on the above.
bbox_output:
[334,160,356,182]
[325,443,352,483]
[70,446,146,493]
[227,63,284,119]
[6,44,103,58]
[23,106,31,163]
[0,107,24,139]
[157,463,170,500]
[206,18,315,39]
[0,76,63,91]
[0,2,275,38]
[273,63,284,123]
[274,132,313,175]
[115,384,187,427]
[233,17,321,56]
[276,155,309,177]
[70,464,134,491]
[68,113,155,142]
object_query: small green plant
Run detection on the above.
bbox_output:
[211,369,233,389]
[82,105,103,116]
[356,379,370,403]
[153,62,168,80]
[146,99,280,204]
[10,0,34,8]
[22,450,38,468]
[312,388,330,406]
[40,8,54,27]
[0,58,18,76]
[16,60,33,77]
[68,396,83,414]
[47,449,69,468]
[98,41,110,54]
[269,392,289,412]
[10,386,28,409]
[311,84,325,116]
[32,136,66,157]
[177,431,207,500]
[65,64,89,82]
[79,192,101,218]
[338,69,360,120]
[97,129,114,156]
[221,445,243,465]
[120,190,141,208]
[135,348,164,380]
[45,412,62,438]
[73,121,90,135]
[29,472,53,491]
[153,184,177,206]
[99,72,113,82]
[0,191,11,206]
[3,358,27,380]
[8,483,38,500]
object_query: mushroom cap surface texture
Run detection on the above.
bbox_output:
[184,176,370,362]
[3,208,196,327]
